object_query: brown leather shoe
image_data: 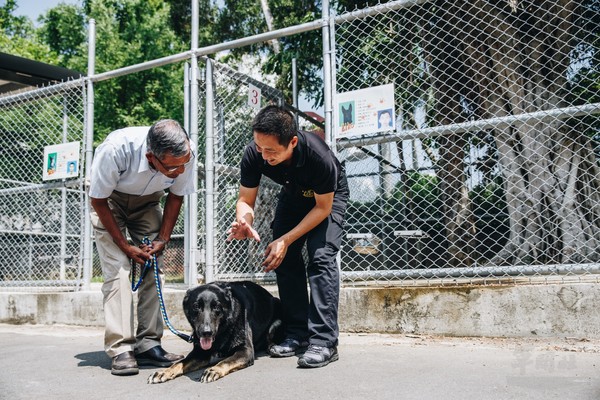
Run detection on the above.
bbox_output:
[111,351,139,376]
[136,346,184,367]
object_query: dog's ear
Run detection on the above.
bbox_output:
[183,288,193,308]
[223,286,234,308]
[182,287,196,323]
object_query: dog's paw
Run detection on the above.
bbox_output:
[147,362,184,384]
[200,367,223,383]
[147,370,171,384]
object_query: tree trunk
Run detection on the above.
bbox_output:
[430,0,600,265]
[260,0,281,54]
[426,2,478,266]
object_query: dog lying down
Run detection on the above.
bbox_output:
[148,280,283,384]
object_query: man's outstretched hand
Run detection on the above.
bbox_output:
[226,219,261,242]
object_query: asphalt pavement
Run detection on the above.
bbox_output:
[1,323,599,400]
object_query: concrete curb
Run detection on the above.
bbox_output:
[2,282,600,338]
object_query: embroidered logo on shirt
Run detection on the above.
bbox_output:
[302,189,315,198]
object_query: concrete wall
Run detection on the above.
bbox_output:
[2,283,600,338]
[339,283,600,338]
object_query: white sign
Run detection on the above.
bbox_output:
[248,83,262,109]
[334,83,395,137]
[43,141,80,181]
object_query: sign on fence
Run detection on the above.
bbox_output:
[42,141,80,181]
[334,83,395,137]
[248,83,262,109]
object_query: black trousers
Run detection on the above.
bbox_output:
[272,185,348,348]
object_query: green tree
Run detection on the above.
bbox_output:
[1,0,197,141]
[213,0,322,106]
[38,4,86,65]
[0,0,57,62]
[79,0,189,140]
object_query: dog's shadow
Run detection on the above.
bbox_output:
[178,351,273,383]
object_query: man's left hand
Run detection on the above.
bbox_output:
[262,237,288,272]
[140,238,167,256]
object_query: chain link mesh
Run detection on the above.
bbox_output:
[335,0,600,285]
[198,60,287,283]
[1,1,598,290]
[0,81,86,290]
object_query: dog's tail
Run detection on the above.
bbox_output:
[268,297,285,346]
[267,319,285,347]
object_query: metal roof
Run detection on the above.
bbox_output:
[0,52,82,94]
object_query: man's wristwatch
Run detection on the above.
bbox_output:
[152,237,168,247]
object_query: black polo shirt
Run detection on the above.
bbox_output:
[240,130,343,199]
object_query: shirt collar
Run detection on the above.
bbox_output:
[138,139,152,173]
[293,131,306,168]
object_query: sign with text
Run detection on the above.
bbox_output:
[334,84,395,137]
[248,83,262,109]
[43,141,80,181]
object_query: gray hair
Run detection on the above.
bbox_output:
[146,119,189,158]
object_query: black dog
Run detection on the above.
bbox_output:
[341,103,353,125]
[148,281,283,384]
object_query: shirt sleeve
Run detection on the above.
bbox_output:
[167,164,195,196]
[168,142,197,196]
[311,155,339,195]
[88,142,123,199]
[240,143,262,188]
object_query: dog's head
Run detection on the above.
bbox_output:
[183,283,234,351]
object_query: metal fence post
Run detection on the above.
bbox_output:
[292,58,298,125]
[204,58,215,283]
[187,1,200,287]
[183,63,191,285]
[322,0,333,148]
[82,18,96,291]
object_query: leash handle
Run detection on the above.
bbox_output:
[131,258,152,292]
[133,237,194,343]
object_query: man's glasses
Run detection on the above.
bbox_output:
[153,150,193,173]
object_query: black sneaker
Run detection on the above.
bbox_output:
[268,338,309,357]
[297,345,339,368]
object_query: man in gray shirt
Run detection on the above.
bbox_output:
[89,119,195,376]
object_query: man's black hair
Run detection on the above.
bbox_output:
[251,105,297,146]
[147,119,189,158]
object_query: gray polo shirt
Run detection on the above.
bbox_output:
[89,126,195,199]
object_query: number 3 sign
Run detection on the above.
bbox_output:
[248,84,262,109]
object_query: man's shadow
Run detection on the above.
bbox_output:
[76,351,111,371]
[74,350,273,381]
[74,351,205,380]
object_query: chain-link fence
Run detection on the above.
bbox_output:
[0,80,87,290]
[1,1,598,290]
[200,59,285,282]
[334,0,600,284]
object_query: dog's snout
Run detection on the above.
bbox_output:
[201,324,212,337]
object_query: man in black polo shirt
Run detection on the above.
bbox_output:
[227,105,349,368]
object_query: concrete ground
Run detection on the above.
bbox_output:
[1,323,599,400]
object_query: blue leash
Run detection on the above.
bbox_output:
[131,237,194,343]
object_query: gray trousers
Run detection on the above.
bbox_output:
[90,190,165,358]
[272,185,349,348]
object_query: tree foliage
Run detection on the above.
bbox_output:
[0,0,57,62]
[0,0,197,142]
